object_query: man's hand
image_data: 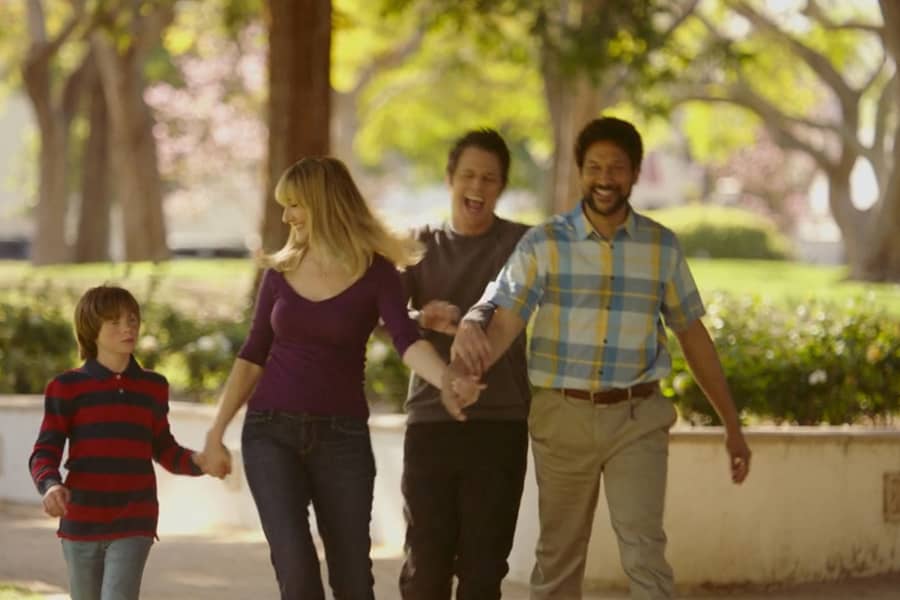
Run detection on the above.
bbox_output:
[42,484,70,517]
[450,319,492,375]
[726,430,751,484]
[418,301,461,335]
[440,361,485,421]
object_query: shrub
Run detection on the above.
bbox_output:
[665,293,900,425]
[646,205,792,260]
[0,291,76,394]
[5,280,898,424]
[0,286,411,407]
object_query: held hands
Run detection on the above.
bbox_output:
[440,360,486,421]
[419,301,461,335]
[726,430,752,484]
[450,319,492,375]
[199,435,233,479]
[42,484,70,517]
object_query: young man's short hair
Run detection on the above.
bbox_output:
[446,128,511,186]
[74,285,141,359]
[575,117,644,172]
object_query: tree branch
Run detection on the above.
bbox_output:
[871,71,897,182]
[728,0,859,112]
[804,0,885,40]
[672,83,835,170]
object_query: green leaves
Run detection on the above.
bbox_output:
[666,293,900,426]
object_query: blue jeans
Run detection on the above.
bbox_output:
[242,409,376,600]
[61,536,153,600]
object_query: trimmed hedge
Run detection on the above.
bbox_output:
[2,286,898,425]
[665,293,900,425]
[646,205,792,260]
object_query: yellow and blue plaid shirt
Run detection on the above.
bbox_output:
[484,203,705,391]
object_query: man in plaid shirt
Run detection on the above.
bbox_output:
[445,117,752,599]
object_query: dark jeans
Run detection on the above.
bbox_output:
[242,410,376,600]
[399,420,529,600]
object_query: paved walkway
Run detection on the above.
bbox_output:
[2,502,899,599]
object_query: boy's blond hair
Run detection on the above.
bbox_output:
[261,157,423,277]
[74,286,141,359]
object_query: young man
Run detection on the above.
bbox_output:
[399,129,532,599]
[447,117,752,599]
[29,285,206,600]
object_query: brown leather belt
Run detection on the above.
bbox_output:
[560,381,658,405]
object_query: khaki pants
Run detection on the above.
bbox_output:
[528,387,677,600]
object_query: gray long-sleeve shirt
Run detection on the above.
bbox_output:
[401,217,531,423]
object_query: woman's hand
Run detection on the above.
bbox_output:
[200,435,233,479]
[440,361,486,421]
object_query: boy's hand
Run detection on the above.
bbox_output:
[42,484,70,517]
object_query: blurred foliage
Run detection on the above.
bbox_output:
[3,277,899,425]
[0,278,411,407]
[665,293,900,426]
[647,205,792,260]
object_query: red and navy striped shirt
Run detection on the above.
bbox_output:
[29,356,202,540]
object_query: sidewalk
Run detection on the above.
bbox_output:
[2,502,899,599]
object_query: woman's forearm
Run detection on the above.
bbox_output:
[402,339,448,389]
[207,358,264,442]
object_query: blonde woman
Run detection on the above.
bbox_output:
[201,157,481,600]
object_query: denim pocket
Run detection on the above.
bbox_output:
[331,417,369,436]
[243,410,272,426]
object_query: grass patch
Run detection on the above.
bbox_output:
[689,259,900,315]
[1,257,899,315]
[0,584,43,599]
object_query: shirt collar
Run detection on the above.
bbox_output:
[569,201,638,240]
[82,355,141,380]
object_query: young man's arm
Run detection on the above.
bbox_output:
[442,306,526,419]
[674,319,751,484]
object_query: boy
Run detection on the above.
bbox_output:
[29,284,206,600]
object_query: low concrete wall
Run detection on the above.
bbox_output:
[2,396,899,588]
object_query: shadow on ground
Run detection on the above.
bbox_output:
[3,502,899,599]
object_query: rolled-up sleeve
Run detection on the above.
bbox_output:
[661,241,705,332]
[483,228,544,324]
[238,268,277,366]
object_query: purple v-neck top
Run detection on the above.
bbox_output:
[238,254,421,418]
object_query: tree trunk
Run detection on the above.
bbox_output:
[30,108,70,265]
[91,5,172,263]
[21,2,73,265]
[543,66,603,214]
[74,63,111,263]
[332,89,361,178]
[859,108,900,281]
[860,1,900,281]
[260,0,332,254]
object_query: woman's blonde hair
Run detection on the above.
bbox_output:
[261,157,423,276]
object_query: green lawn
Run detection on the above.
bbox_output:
[2,257,899,315]
[0,585,42,600]
[688,259,900,314]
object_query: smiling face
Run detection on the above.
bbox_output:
[281,202,310,245]
[448,146,505,236]
[95,310,140,363]
[580,140,639,224]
